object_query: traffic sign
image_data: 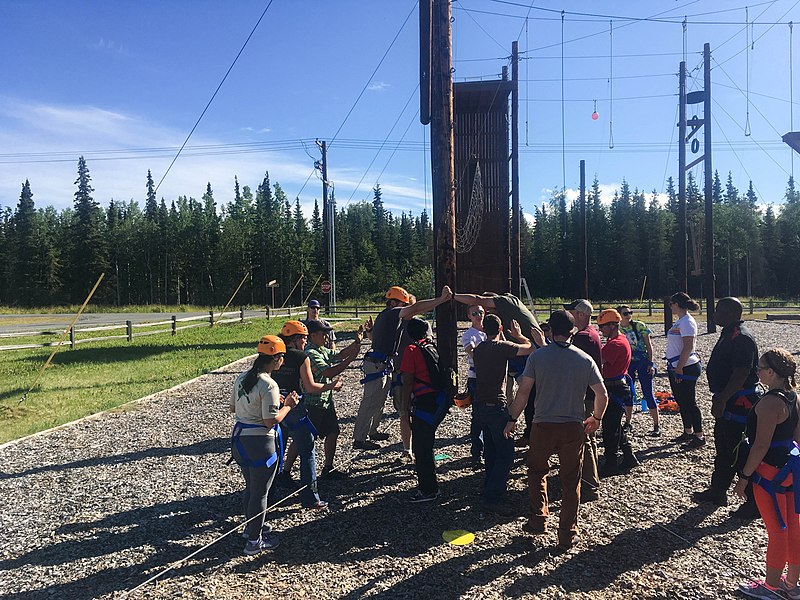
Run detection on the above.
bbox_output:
[321,280,332,294]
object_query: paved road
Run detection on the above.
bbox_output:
[0,311,269,335]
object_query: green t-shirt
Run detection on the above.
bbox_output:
[304,343,339,410]
[491,293,540,341]
[620,320,651,357]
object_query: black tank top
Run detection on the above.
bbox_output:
[271,348,307,395]
[746,390,798,467]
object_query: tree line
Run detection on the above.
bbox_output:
[521,171,800,300]
[0,157,798,308]
[0,157,435,307]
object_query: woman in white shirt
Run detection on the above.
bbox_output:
[666,292,704,449]
[230,335,298,555]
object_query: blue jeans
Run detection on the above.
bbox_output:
[628,359,655,409]
[282,406,321,507]
[467,378,483,460]
[474,403,515,505]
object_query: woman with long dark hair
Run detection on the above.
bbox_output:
[230,335,298,555]
[666,292,704,449]
[735,349,799,599]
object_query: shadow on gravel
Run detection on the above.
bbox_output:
[0,437,228,480]
[0,491,243,600]
[504,503,738,596]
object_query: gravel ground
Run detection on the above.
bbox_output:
[1,319,800,600]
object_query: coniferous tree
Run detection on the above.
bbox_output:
[70,156,109,303]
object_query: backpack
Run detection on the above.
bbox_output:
[414,339,457,401]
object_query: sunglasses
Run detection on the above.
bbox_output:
[621,311,633,316]
[470,311,484,316]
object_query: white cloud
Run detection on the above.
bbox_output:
[0,98,322,210]
[241,126,272,133]
[93,37,128,55]
[367,81,391,92]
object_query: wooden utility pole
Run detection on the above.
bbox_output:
[428,0,457,369]
[678,61,688,293]
[703,43,716,333]
[580,159,588,298]
[318,140,337,311]
[510,41,521,297]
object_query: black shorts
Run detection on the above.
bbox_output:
[306,404,340,439]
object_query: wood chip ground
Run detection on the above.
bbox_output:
[1,320,799,599]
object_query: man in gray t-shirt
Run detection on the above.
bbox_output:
[504,310,608,550]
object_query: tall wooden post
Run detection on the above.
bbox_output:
[678,61,688,293]
[703,43,716,333]
[430,0,457,370]
[580,159,588,298]
[510,41,521,297]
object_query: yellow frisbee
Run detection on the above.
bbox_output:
[442,530,475,545]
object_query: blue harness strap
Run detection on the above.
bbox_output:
[359,351,393,385]
[722,411,748,424]
[412,390,450,427]
[605,373,636,407]
[751,442,800,530]
[283,402,319,440]
[231,421,282,471]
[666,355,702,381]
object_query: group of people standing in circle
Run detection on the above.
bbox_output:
[228,287,800,600]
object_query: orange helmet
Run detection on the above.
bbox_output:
[597,309,622,325]
[257,335,286,355]
[386,286,411,304]
[281,320,308,337]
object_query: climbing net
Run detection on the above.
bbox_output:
[455,162,484,254]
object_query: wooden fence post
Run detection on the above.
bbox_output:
[171,315,177,336]
[749,298,754,315]
[69,327,75,349]
[240,306,245,322]
[355,305,359,319]
[648,299,653,316]
[126,320,133,342]
[266,306,271,320]
[209,310,214,327]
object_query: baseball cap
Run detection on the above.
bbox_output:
[306,319,334,334]
[548,310,577,337]
[563,299,594,314]
[307,299,321,308]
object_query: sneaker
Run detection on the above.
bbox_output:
[243,535,280,555]
[622,422,633,435]
[648,427,661,437]
[673,432,694,443]
[302,500,329,510]
[738,580,782,599]
[680,436,706,450]
[691,489,727,507]
[409,490,439,503]
[731,502,760,520]
[581,488,599,502]
[353,440,380,450]
[369,432,390,441]
[394,450,414,464]
[321,465,346,479]
[241,524,272,539]
[779,579,800,600]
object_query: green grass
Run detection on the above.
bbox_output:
[0,320,285,444]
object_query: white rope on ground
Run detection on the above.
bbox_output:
[579,474,793,600]
[123,417,399,597]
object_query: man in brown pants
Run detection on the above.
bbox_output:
[505,310,608,550]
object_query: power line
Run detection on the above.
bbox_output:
[153,0,276,194]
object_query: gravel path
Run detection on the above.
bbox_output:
[1,320,799,599]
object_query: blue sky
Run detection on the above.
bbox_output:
[1,0,799,220]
